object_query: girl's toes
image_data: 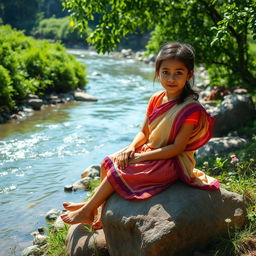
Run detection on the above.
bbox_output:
[60,214,70,223]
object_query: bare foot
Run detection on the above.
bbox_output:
[62,202,85,211]
[92,218,103,230]
[60,205,94,224]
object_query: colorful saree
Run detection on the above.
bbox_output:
[101,94,220,200]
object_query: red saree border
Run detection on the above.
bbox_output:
[104,156,175,199]
[148,99,177,125]
[169,102,214,150]
[186,112,214,151]
[169,102,204,143]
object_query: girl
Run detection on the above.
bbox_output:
[61,42,220,226]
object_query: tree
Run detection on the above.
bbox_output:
[63,0,256,90]
[0,0,41,33]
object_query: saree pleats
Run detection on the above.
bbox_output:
[102,96,220,200]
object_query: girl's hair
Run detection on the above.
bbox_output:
[155,42,199,104]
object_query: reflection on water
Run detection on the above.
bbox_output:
[0,103,82,139]
[0,49,158,254]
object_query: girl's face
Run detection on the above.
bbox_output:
[157,59,193,99]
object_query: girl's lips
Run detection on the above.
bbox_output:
[167,84,177,87]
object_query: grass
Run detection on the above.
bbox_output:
[45,179,100,256]
[197,136,256,256]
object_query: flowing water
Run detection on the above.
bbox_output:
[0,50,161,255]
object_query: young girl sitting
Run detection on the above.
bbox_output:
[61,42,220,226]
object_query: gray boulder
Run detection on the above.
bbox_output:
[197,136,248,159]
[207,94,255,136]
[102,182,246,256]
[66,224,109,256]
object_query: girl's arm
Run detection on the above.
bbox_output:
[116,116,149,169]
[129,116,149,149]
[129,123,194,163]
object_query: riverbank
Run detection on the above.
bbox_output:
[0,89,97,124]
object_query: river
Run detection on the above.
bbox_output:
[0,50,160,255]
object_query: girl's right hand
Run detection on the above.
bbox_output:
[116,145,135,169]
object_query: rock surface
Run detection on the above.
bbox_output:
[74,91,98,102]
[81,164,101,178]
[66,224,109,256]
[27,99,44,110]
[21,245,41,256]
[197,136,248,158]
[45,208,63,221]
[72,177,91,191]
[206,94,255,136]
[102,182,246,256]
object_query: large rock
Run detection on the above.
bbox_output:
[207,94,255,136]
[102,182,246,256]
[66,224,109,256]
[197,136,248,158]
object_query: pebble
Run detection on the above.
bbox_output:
[64,184,73,192]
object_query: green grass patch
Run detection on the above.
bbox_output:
[198,136,256,255]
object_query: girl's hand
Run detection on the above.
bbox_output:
[116,145,135,169]
[128,153,144,164]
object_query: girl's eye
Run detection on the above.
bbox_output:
[162,71,169,75]
[176,72,183,75]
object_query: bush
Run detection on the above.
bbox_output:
[0,65,14,112]
[0,25,87,113]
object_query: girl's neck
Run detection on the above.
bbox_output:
[165,91,180,101]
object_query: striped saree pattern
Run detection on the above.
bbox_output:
[101,97,220,200]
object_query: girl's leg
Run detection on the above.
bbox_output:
[62,165,108,212]
[61,176,114,224]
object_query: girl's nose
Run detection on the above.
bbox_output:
[167,74,175,81]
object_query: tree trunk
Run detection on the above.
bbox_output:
[239,68,256,92]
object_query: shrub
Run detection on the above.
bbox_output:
[0,65,15,112]
[0,25,87,112]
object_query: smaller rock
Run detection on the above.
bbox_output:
[233,88,248,94]
[38,227,44,234]
[21,245,41,256]
[64,184,73,192]
[48,95,61,104]
[45,209,62,221]
[22,107,34,114]
[54,215,65,229]
[81,165,101,178]
[72,177,91,191]
[33,234,47,246]
[74,91,98,102]
[92,71,102,76]
[28,99,44,110]
[28,94,39,99]
[197,136,248,159]
[121,49,133,58]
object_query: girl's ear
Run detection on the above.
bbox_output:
[187,70,194,81]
